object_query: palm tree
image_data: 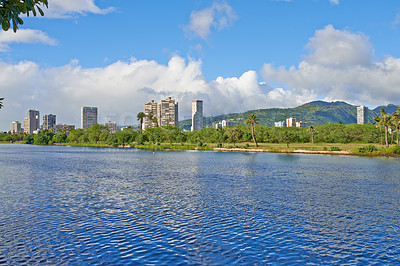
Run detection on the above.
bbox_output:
[374,109,391,148]
[374,109,385,146]
[137,112,145,132]
[217,127,225,146]
[392,108,400,146]
[307,125,316,144]
[146,111,155,128]
[245,113,259,147]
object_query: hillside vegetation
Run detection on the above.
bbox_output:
[179,101,399,129]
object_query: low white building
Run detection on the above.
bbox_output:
[274,121,286,127]
[296,121,308,128]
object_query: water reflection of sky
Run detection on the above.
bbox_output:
[0,144,399,264]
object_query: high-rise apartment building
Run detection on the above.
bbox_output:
[81,106,98,129]
[158,97,178,127]
[43,114,56,130]
[144,100,158,129]
[24,109,40,134]
[11,121,21,133]
[105,121,117,133]
[357,106,368,124]
[191,100,203,131]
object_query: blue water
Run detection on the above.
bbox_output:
[0,144,400,265]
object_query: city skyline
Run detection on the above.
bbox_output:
[1,1,400,130]
[6,100,398,133]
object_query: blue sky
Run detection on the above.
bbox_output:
[1,0,400,130]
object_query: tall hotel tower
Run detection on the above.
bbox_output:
[24,109,40,134]
[11,121,21,133]
[43,114,56,130]
[81,106,98,129]
[144,100,158,129]
[191,100,203,131]
[357,106,368,124]
[158,97,178,127]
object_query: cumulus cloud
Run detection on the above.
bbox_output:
[305,25,373,67]
[0,56,282,130]
[184,1,237,40]
[0,29,57,51]
[45,0,114,18]
[261,25,400,107]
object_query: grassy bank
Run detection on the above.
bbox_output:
[3,141,399,157]
[58,142,400,157]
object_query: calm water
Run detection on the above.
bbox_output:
[0,144,400,265]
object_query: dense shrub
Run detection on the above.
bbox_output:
[389,146,400,154]
[358,145,378,153]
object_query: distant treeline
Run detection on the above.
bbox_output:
[0,123,391,146]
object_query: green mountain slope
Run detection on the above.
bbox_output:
[179,101,400,129]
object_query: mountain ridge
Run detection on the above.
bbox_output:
[179,101,400,130]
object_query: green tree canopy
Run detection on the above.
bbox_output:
[1,0,48,32]
[225,127,243,146]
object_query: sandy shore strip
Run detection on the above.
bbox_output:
[214,147,351,155]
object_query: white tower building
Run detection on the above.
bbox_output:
[191,100,203,131]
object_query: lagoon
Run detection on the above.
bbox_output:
[0,144,400,264]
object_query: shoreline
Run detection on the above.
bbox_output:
[2,142,399,158]
[213,147,352,155]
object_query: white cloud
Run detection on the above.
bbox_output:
[305,25,373,67]
[329,0,340,5]
[184,1,237,40]
[0,29,57,51]
[261,25,400,107]
[0,55,314,130]
[45,0,114,18]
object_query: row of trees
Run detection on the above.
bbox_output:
[1,111,399,147]
[373,109,400,147]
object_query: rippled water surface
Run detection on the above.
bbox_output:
[1,144,400,264]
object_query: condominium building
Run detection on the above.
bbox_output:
[191,100,203,131]
[286,117,296,127]
[357,106,368,124]
[158,97,178,127]
[24,109,40,134]
[105,121,117,134]
[43,114,56,130]
[81,106,98,129]
[144,100,158,129]
[11,121,21,133]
